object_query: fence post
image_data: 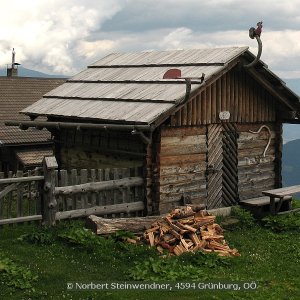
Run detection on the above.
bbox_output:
[42,156,58,226]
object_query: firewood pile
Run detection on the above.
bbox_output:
[140,206,240,257]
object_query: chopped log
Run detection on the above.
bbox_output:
[211,223,224,234]
[202,235,225,241]
[158,222,170,234]
[162,233,175,243]
[86,214,164,235]
[178,218,195,225]
[156,245,164,254]
[177,222,198,233]
[180,238,190,250]
[86,206,240,257]
[207,240,230,251]
[189,233,201,245]
[170,229,181,240]
[136,206,240,257]
[173,244,186,256]
[148,232,155,247]
[164,217,182,233]
[145,226,160,233]
[194,216,216,227]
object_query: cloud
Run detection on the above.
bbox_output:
[263,30,300,63]
[76,40,118,61]
[101,0,300,32]
[159,27,194,49]
[0,0,123,74]
[0,0,300,78]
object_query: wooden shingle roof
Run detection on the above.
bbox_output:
[22,47,248,125]
[21,47,300,126]
[15,148,53,166]
[0,77,65,144]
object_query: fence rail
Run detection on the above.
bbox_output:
[0,157,145,225]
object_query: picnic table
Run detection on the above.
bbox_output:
[239,185,300,216]
[262,185,300,215]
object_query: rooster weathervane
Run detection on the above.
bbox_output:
[244,21,263,68]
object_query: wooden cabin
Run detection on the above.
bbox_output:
[11,47,300,214]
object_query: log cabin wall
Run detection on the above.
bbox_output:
[237,123,278,200]
[158,127,207,213]
[158,67,282,213]
[170,68,276,126]
[56,129,145,170]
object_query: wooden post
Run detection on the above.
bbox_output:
[42,156,58,226]
[16,170,23,218]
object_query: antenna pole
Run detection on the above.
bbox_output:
[12,48,15,68]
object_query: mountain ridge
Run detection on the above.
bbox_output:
[0,66,68,78]
[282,139,300,188]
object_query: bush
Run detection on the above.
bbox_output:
[129,251,231,281]
[18,230,54,245]
[262,214,300,232]
[0,256,38,290]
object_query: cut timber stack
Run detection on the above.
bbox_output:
[142,206,240,257]
[86,206,239,257]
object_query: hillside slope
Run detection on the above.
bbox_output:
[282,139,300,187]
[0,67,67,78]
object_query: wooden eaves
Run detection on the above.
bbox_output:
[5,120,153,131]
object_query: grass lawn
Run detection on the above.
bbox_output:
[1,207,300,300]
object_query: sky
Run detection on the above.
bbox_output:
[0,0,300,78]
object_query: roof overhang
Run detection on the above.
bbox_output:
[5,120,153,131]
[15,148,53,167]
[241,51,300,117]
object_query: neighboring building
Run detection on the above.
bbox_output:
[14,47,300,214]
[0,76,66,172]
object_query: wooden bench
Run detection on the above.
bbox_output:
[262,185,300,215]
[240,195,292,217]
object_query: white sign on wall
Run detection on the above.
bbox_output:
[219,111,230,120]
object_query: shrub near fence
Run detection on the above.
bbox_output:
[0,157,145,226]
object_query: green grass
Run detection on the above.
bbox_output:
[1,209,300,300]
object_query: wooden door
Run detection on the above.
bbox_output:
[206,123,239,209]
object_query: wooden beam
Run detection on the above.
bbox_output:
[0,183,19,199]
[5,120,153,132]
[54,177,143,195]
[245,68,298,111]
[56,201,145,220]
[42,156,58,226]
[0,215,42,225]
[0,176,44,184]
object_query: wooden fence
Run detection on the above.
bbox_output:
[0,157,145,226]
